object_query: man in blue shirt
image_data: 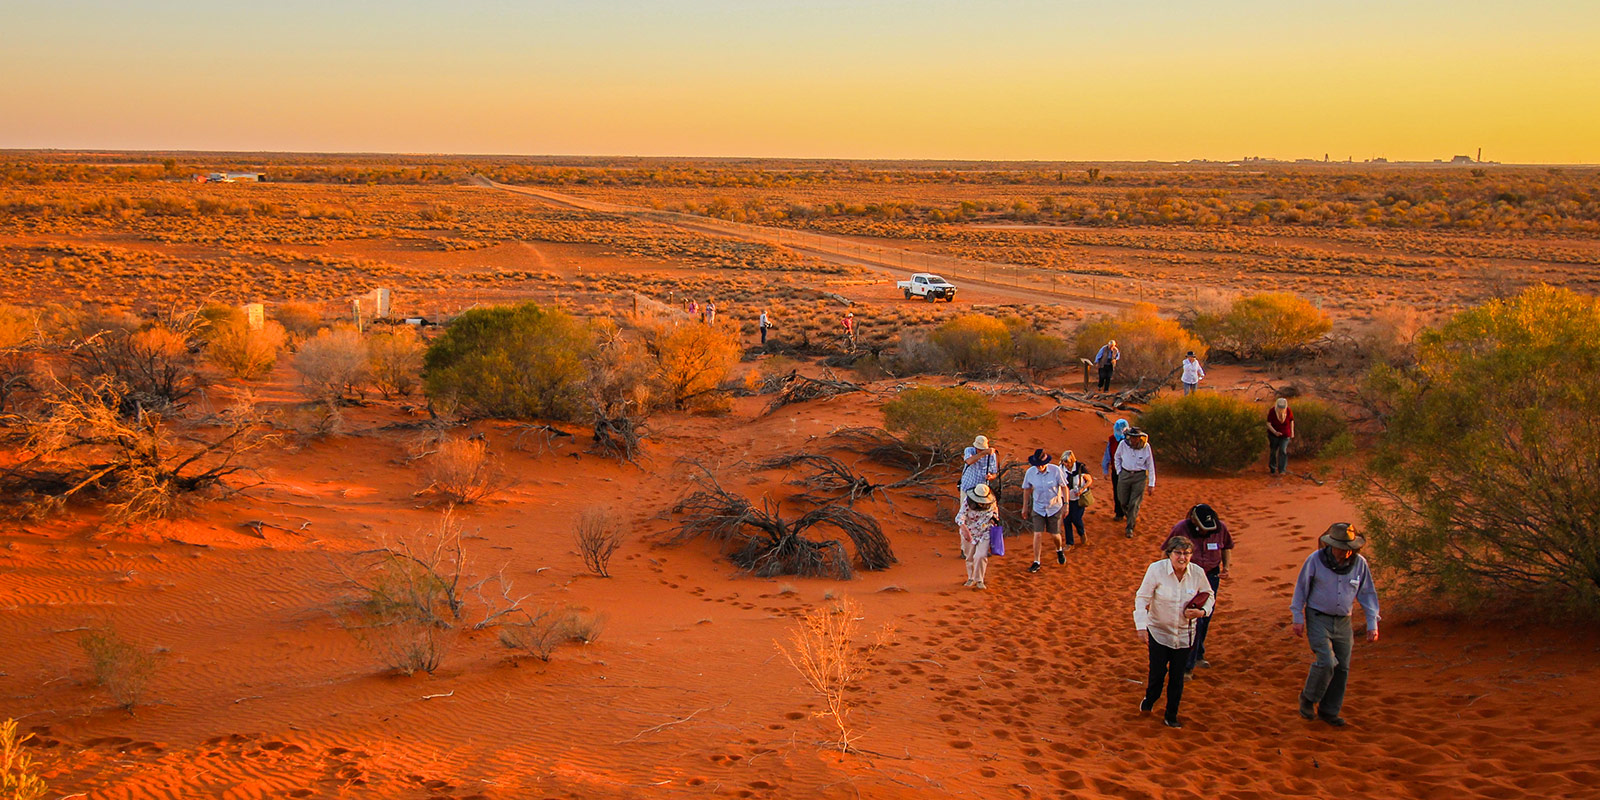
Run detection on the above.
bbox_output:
[1289,523,1381,728]
[1094,339,1120,391]
[959,434,998,514]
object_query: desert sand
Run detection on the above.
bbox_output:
[4,357,1598,800]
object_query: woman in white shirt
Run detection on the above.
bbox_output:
[1133,535,1215,728]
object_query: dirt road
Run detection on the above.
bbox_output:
[472,176,1135,314]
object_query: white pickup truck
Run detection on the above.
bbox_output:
[897,273,957,302]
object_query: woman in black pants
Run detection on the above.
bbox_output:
[1132,536,1214,728]
[1060,449,1093,546]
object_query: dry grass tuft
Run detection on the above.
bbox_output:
[418,437,511,504]
[79,625,157,710]
[777,597,894,752]
[574,507,624,577]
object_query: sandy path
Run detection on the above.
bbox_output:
[472,176,1134,314]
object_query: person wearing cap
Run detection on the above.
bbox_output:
[1180,351,1205,396]
[1267,397,1295,475]
[1134,535,1215,729]
[1113,428,1157,538]
[1170,504,1233,675]
[1094,339,1121,392]
[1020,448,1068,573]
[956,484,999,589]
[959,435,999,515]
[1060,449,1094,547]
[1101,418,1130,521]
[842,311,857,347]
[1289,523,1381,728]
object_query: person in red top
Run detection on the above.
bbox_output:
[842,311,857,347]
[1169,503,1233,676]
[1266,397,1295,475]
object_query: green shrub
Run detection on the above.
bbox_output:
[882,386,997,463]
[1284,397,1348,458]
[1011,326,1074,377]
[1137,393,1263,471]
[79,625,157,710]
[1192,292,1331,359]
[929,315,1012,374]
[206,319,287,380]
[1075,303,1205,385]
[423,303,593,420]
[1355,285,1600,609]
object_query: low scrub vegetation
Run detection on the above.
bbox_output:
[367,326,426,398]
[643,320,741,411]
[1137,393,1263,471]
[1,718,49,800]
[1284,397,1350,459]
[423,303,593,420]
[417,436,511,505]
[293,327,369,402]
[1356,285,1600,610]
[575,507,624,577]
[79,624,157,710]
[206,318,287,380]
[881,386,998,465]
[777,597,895,753]
[1190,292,1332,359]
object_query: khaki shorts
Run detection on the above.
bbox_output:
[1029,509,1062,535]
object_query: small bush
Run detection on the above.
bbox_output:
[341,513,467,674]
[497,607,574,662]
[206,319,287,380]
[367,326,425,398]
[646,321,741,411]
[574,507,624,577]
[1136,393,1263,471]
[419,437,510,504]
[881,386,998,464]
[1,718,49,800]
[1012,326,1074,377]
[294,327,369,402]
[777,597,895,752]
[1192,292,1331,359]
[563,610,606,644]
[272,301,325,338]
[1076,304,1204,385]
[0,305,37,351]
[76,323,201,414]
[1284,397,1348,458]
[424,303,593,421]
[928,315,1012,374]
[79,625,157,709]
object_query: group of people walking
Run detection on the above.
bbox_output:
[953,415,1379,731]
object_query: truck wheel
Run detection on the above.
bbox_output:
[924,293,935,303]
[904,289,912,300]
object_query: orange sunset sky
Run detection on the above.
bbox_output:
[2,0,1597,162]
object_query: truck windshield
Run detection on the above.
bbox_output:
[927,275,947,284]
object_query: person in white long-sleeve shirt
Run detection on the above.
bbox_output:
[1113,428,1156,538]
[1180,351,1205,396]
[1134,535,1215,728]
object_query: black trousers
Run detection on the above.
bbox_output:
[1145,638,1191,722]
[1186,569,1223,671]
[1097,364,1114,391]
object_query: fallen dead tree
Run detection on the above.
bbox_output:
[818,426,944,473]
[0,377,274,521]
[762,371,866,415]
[758,453,935,508]
[670,462,895,579]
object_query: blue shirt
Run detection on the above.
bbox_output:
[1289,551,1381,630]
[961,447,997,491]
[1021,464,1067,516]
[1095,345,1119,367]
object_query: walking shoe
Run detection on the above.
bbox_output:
[1125,530,1134,539]
[1113,514,1126,521]
[1056,549,1066,565]
[1028,561,1041,573]
[962,579,974,587]
[1298,698,1316,720]
[1138,697,1154,713]
[1198,659,1212,669]
[1163,717,1183,729]
[975,581,987,589]
[1320,715,1348,728]
[1184,669,1194,681]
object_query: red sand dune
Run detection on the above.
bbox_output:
[2,369,1597,800]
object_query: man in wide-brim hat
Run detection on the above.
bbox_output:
[1288,522,1382,728]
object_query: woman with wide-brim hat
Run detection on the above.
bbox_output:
[956,484,999,589]
[1288,522,1382,727]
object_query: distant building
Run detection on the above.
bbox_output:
[202,172,263,183]
[1450,155,1474,164]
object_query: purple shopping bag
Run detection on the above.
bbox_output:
[988,523,1005,557]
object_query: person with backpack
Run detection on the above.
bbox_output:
[959,434,999,515]
[1170,504,1233,676]
[1101,418,1130,520]
[1134,535,1214,729]
[956,484,999,589]
[1060,449,1094,547]
[1113,427,1157,538]
[1019,448,1068,573]
[1094,339,1120,391]
[1290,523,1381,728]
